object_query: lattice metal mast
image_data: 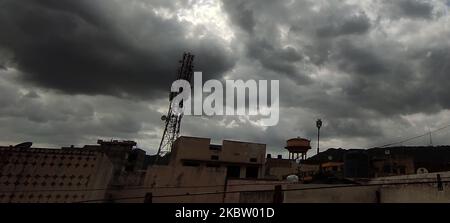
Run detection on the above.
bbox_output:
[155,52,194,158]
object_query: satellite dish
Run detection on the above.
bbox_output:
[14,142,32,149]
[417,167,429,174]
[286,175,299,182]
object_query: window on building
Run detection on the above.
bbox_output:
[383,165,392,173]
[206,164,220,168]
[227,166,240,178]
[249,158,257,163]
[183,161,200,167]
[209,145,222,151]
[211,155,219,161]
[245,167,259,178]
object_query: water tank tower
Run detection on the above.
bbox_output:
[285,138,311,160]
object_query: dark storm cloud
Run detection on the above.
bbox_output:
[246,39,308,83]
[1,0,450,151]
[220,1,255,33]
[221,1,256,33]
[326,118,383,139]
[335,40,388,76]
[333,38,450,117]
[0,70,164,148]
[220,0,450,148]
[222,0,314,84]
[315,12,371,38]
[221,0,375,83]
[0,0,236,99]
[379,0,438,20]
[397,0,435,19]
[420,47,450,108]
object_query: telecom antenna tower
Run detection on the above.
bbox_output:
[155,52,195,162]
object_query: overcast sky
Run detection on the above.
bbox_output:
[1,0,450,156]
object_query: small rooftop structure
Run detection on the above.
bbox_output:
[285,137,311,161]
[14,142,32,149]
[97,139,137,147]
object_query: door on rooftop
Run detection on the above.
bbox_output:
[245,166,259,179]
[226,166,240,178]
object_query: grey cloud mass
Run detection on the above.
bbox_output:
[0,0,236,99]
[1,0,450,154]
[393,0,435,19]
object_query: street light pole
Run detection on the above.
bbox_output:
[316,119,322,155]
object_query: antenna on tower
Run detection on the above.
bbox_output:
[154,52,195,164]
[429,127,433,146]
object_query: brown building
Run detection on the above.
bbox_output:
[371,155,415,177]
[321,162,344,173]
[118,136,270,203]
[169,136,266,179]
[0,145,113,203]
[63,140,146,181]
[0,139,148,203]
[0,137,273,203]
[113,136,324,203]
[305,146,450,179]
[265,155,299,180]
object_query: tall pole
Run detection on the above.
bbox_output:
[317,127,320,155]
[429,128,433,146]
[316,119,322,155]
